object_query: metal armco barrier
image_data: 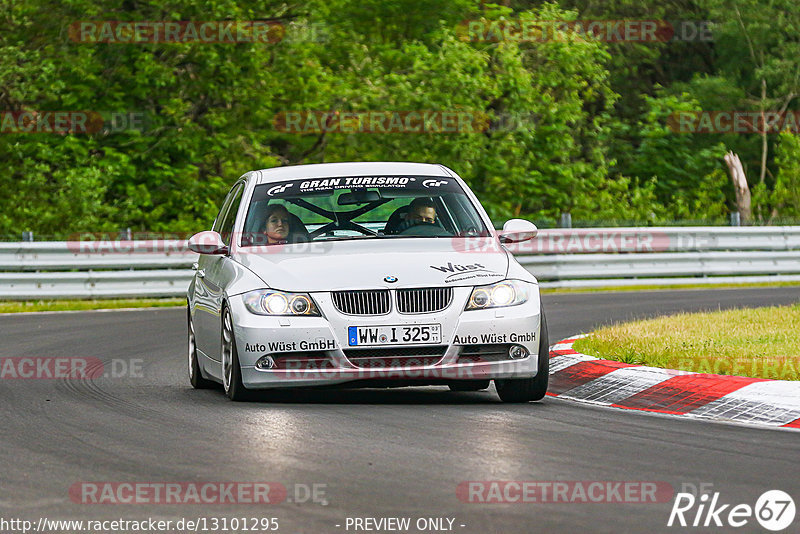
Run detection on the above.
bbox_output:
[0,270,194,299]
[503,226,800,254]
[1,226,799,299]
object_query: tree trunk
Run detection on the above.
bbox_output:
[724,151,752,223]
[759,78,768,184]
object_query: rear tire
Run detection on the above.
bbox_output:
[188,307,214,389]
[448,380,491,392]
[221,305,251,401]
[495,307,549,403]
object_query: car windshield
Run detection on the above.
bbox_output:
[240,175,491,246]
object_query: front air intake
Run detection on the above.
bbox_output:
[331,290,391,316]
[396,287,453,314]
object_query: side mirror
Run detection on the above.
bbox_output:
[188,231,229,255]
[498,219,538,243]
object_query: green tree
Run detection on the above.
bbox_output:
[769,131,800,220]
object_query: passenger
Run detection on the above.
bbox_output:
[263,204,292,244]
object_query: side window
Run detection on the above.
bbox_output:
[215,183,244,246]
[212,187,235,233]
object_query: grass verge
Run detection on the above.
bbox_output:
[0,298,184,313]
[572,303,800,380]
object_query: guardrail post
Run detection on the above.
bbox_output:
[559,212,572,228]
[730,212,741,226]
[21,231,33,242]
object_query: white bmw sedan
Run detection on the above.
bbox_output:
[187,162,548,402]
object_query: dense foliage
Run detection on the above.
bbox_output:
[1,0,798,236]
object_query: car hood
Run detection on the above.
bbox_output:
[234,238,509,292]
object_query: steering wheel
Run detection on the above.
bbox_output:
[397,222,452,237]
[455,226,482,237]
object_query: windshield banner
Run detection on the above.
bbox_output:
[254,176,462,200]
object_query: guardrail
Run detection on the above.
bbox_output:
[2,226,800,298]
[503,226,800,254]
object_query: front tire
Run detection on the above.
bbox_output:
[221,305,250,401]
[188,307,214,389]
[495,307,550,403]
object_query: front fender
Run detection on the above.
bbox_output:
[221,256,271,298]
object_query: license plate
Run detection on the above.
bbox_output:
[348,324,442,346]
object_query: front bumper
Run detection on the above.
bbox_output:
[228,286,542,389]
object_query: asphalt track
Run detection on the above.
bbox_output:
[1,287,799,534]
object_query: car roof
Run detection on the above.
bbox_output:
[254,162,453,184]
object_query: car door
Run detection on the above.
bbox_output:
[193,181,245,366]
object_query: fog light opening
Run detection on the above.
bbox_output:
[508,345,529,360]
[256,355,275,369]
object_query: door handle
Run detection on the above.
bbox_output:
[196,269,205,278]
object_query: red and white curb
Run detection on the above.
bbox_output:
[547,335,800,430]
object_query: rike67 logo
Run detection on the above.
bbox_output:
[668,489,795,531]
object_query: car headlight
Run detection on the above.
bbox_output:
[243,289,320,316]
[465,280,531,310]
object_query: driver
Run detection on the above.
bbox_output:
[404,197,437,226]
